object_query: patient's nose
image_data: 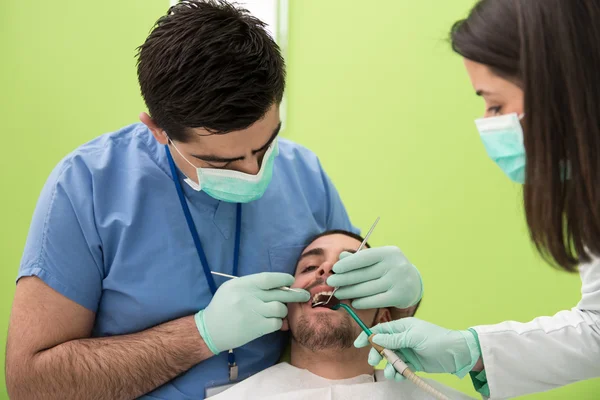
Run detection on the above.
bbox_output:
[315,261,334,278]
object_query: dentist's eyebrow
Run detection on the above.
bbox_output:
[190,122,281,163]
[252,122,281,154]
[476,89,493,97]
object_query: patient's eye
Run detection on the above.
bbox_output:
[302,265,318,273]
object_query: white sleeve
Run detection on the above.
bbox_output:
[473,259,600,399]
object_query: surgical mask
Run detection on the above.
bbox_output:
[169,139,279,203]
[475,113,526,184]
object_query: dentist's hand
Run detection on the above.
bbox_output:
[326,246,422,309]
[355,318,481,381]
[195,272,310,355]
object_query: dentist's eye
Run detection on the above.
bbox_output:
[205,162,230,169]
[487,106,502,115]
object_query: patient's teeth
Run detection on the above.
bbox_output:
[311,291,334,304]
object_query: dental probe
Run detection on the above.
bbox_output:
[210,271,304,293]
[333,303,451,400]
[313,216,380,307]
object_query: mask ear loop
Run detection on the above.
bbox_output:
[166,136,198,170]
[165,135,204,190]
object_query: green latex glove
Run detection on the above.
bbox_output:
[354,318,481,380]
[327,246,423,309]
[195,272,310,355]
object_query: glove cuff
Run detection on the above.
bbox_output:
[397,264,424,308]
[195,310,220,355]
[412,266,424,305]
[453,329,482,378]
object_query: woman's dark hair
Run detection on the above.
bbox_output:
[451,0,600,272]
[136,0,285,142]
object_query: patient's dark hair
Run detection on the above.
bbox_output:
[308,229,371,249]
[136,0,285,142]
[306,229,420,317]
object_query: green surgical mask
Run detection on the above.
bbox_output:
[475,113,571,184]
[170,139,279,203]
[475,113,526,184]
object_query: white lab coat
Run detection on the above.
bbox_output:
[473,258,600,399]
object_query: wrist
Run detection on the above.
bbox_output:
[411,265,424,306]
[194,310,220,355]
[472,357,484,372]
[466,328,483,370]
[177,315,213,363]
[402,263,423,308]
[453,328,482,378]
[392,264,423,309]
[154,315,216,366]
[467,328,485,372]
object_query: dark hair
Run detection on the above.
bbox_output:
[136,0,285,142]
[308,229,370,249]
[451,0,600,272]
[450,1,520,82]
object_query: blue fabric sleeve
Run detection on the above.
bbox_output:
[18,157,104,312]
[318,160,359,235]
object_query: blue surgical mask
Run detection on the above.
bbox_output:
[170,139,279,203]
[475,113,526,184]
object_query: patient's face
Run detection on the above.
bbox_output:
[288,233,383,351]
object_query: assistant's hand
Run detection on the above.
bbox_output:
[195,272,310,355]
[354,318,481,381]
[326,246,422,309]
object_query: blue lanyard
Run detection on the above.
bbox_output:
[166,146,242,381]
[165,146,241,295]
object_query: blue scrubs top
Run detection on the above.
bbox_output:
[17,123,357,399]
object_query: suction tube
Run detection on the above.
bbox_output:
[333,303,450,400]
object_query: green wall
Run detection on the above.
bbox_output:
[0,1,167,397]
[1,0,598,398]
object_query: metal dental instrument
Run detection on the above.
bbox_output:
[312,216,380,308]
[332,303,450,400]
[210,271,304,293]
[358,216,381,252]
[210,271,242,280]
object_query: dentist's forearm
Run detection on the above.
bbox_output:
[7,316,213,400]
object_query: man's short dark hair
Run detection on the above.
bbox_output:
[136,0,285,142]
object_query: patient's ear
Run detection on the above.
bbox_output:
[390,305,419,321]
[281,317,289,331]
[374,308,392,324]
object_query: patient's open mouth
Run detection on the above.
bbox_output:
[311,291,341,309]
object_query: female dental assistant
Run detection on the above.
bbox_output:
[355,0,600,398]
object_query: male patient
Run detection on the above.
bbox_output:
[210,230,473,399]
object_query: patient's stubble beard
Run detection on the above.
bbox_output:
[292,312,355,352]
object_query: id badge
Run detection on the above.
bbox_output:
[205,350,240,397]
[204,382,237,398]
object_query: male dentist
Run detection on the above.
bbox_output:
[5,1,423,399]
